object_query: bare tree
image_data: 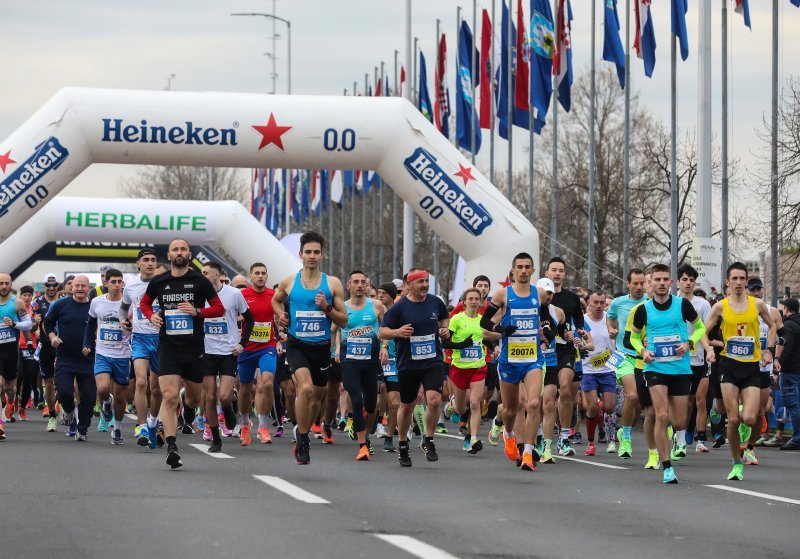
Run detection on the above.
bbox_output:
[122,165,248,205]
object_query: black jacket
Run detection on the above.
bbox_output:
[779,313,800,374]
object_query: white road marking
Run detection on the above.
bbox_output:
[189,443,234,459]
[557,456,629,470]
[125,414,138,421]
[253,475,330,504]
[435,432,464,440]
[375,534,460,559]
[705,485,800,506]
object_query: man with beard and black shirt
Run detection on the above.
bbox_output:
[139,239,224,469]
[32,276,61,431]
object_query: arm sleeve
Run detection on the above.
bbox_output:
[571,296,585,329]
[199,294,225,319]
[441,332,470,349]
[688,317,706,346]
[140,293,155,320]
[83,316,97,350]
[13,312,32,332]
[629,329,644,353]
[632,305,648,330]
[239,309,254,346]
[479,304,501,332]
[681,298,699,323]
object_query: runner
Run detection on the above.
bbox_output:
[704,262,776,481]
[581,291,616,457]
[379,267,449,467]
[139,239,225,469]
[16,286,37,420]
[376,282,401,452]
[43,275,94,440]
[272,231,348,465]
[32,276,61,431]
[0,273,33,438]
[83,268,131,445]
[200,262,253,452]
[480,253,548,472]
[628,264,709,484]
[532,277,564,461]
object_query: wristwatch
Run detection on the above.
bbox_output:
[325,304,333,313]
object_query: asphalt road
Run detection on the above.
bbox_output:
[1,415,797,559]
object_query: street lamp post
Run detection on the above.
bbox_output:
[231,12,292,94]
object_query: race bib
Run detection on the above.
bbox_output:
[135,305,160,323]
[250,321,272,343]
[165,309,192,336]
[295,310,326,338]
[460,345,483,362]
[726,336,755,359]
[345,336,372,360]
[510,308,537,333]
[20,348,33,360]
[607,351,626,370]
[507,336,538,363]
[653,335,682,362]
[760,336,768,350]
[590,349,611,369]
[98,322,123,348]
[204,317,228,337]
[382,358,398,377]
[410,334,436,360]
[0,325,15,344]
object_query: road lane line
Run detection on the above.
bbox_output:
[189,443,234,459]
[705,485,800,505]
[253,475,330,504]
[436,432,464,440]
[125,414,138,421]
[557,456,629,470]
[375,534,460,559]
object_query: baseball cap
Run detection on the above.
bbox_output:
[781,298,799,313]
[378,282,398,299]
[392,278,403,289]
[746,278,764,290]
[43,272,58,283]
[536,277,555,293]
[137,248,157,259]
[99,264,114,274]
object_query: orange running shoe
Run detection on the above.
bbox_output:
[503,431,520,461]
[240,423,252,446]
[3,402,14,422]
[55,401,61,413]
[520,451,535,471]
[311,422,323,435]
[42,404,49,417]
[356,444,370,461]
[18,408,27,421]
[257,426,272,444]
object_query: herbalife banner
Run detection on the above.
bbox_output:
[690,237,722,295]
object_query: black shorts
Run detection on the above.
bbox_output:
[643,371,692,397]
[398,365,444,404]
[129,361,135,380]
[484,361,499,392]
[275,352,292,384]
[634,368,653,407]
[385,380,401,393]
[759,370,772,390]
[286,337,332,388]
[709,355,722,400]
[719,357,761,391]
[203,353,237,377]
[690,364,709,395]
[556,345,577,371]
[39,346,56,379]
[544,365,559,387]
[327,361,342,384]
[157,343,204,384]
[0,344,18,381]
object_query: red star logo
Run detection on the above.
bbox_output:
[454,163,476,186]
[0,150,16,174]
[252,113,292,151]
[500,276,511,288]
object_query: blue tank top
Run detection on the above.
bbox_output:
[499,285,541,367]
[643,295,690,375]
[288,272,332,343]
[341,299,380,362]
[0,297,18,345]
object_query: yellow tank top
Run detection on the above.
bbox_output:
[720,296,761,362]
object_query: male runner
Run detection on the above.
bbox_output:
[32,277,61,431]
[201,262,253,452]
[16,285,37,420]
[704,262,776,481]
[0,273,33,438]
[83,268,131,444]
[272,231,348,465]
[380,268,449,467]
[628,264,709,484]
[140,239,225,469]
[377,282,402,452]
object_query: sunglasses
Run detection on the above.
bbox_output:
[44,282,59,288]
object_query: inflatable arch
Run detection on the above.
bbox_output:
[0,88,539,286]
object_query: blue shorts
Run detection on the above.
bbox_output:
[94,354,131,385]
[498,358,544,386]
[543,350,557,368]
[237,346,277,385]
[131,333,159,373]
[580,371,617,394]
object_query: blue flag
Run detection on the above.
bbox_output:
[671,0,689,61]
[497,0,531,139]
[792,0,800,8]
[291,171,300,224]
[603,0,626,88]
[456,20,482,153]
[279,169,288,228]
[270,176,280,234]
[418,52,434,122]
[530,0,555,132]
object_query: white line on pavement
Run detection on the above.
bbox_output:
[375,534,460,559]
[125,414,137,421]
[436,432,464,440]
[189,443,234,459]
[557,456,629,470]
[705,485,800,506]
[253,475,330,504]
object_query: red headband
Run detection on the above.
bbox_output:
[407,271,429,283]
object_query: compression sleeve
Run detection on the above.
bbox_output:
[239,309,254,346]
[688,317,706,346]
[140,293,155,320]
[13,312,32,332]
[83,316,97,350]
[480,304,501,332]
[629,329,644,353]
[199,295,225,319]
[118,300,131,323]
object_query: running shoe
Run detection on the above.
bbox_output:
[398,444,412,467]
[375,422,387,439]
[421,438,438,461]
[97,417,109,433]
[468,439,483,455]
[743,448,759,465]
[573,431,583,445]
[18,408,27,421]
[240,422,252,446]
[42,404,49,417]
[662,466,678,484]
[598,428,607,444]
[347,420,356,441]
[644,449,660,470]
[406,426,415,441]
[101,397,113,422]
[134,424,141,437]
[257,427,272,444]
[738,422,752,446]
[47,417,58,433]
[444,396,455,418]
[356,444,370,461]
[383,438,395,453]
[166,448,183,469]
[520,451,535,471]
[221,423,233,437]
[146,424,158,449]
[203,425,212,442]
[503,431,520,461]
[75,431,87,442]
[136,426,149,446]
[436,422,448,434]
[366,437,374,455]
[606,440,617,454]
[181,423,195,435]
[585,442,596,456]
[344,416,353,435]
[727,463,744,481]
[208,440,222,453]
[763,435,784,447]
[92,402,100,418]
[463,437,471,452]
[666,425,673,440]
[311,422,323,439]
[111,429,123,445]
[337,417,347,431]
[489,420,502,446]
[541,440,555,464]
[695,440,709,453]
[294,435,311,465]
[197,416,205,431]
[451,412,461,424]
[275,425,284,438]
[617,429,632,459]
[458,422,468,436]
[712,434,726,448]
[670,442,687,461]
[322,423,334,444]
[556,438,575,457]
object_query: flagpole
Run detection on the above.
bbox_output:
[471,0,477,165]
[550,0,558,258]
[351,81,357,273]
[379,61,386,283]
[285,169,291,236]
[340,87,346,279]
[670,30,678,288]
[362,73,369,268]
[697,0,713,250]
[403,0,415,275]
[622,0,631,285]
[434,18,444,294]
[507,0,514,200]
[721,0,729,290]
[770,0,779,305]
[490,0,497,183]
[587,0,597,289]
[393,49,400,280]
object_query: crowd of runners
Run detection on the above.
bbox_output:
[0,231,798,484]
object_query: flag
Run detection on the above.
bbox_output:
[375,76,382,97]
[279,169,287,228]
[497,0,530,139]
[553,0,573,112]
[515,0,529,111]
[343,170,356,198]
[672,0,689,61]
[792,0,800,7]
[479,10,493,129]
[291,171,301,224]
[260,169,270,226]
[530,0,555,131]
[418,51,434,122]
[251,168,261,217]
[270,173,280,234]
[435,34,452,137]
[603,0,626,88]
[634,0,657,77]
[399,66,406,97]
[456,20,482,153]
[330,169,344,207]
[300,171,310,223]
[734,1,751,28]
[311,169,322,214]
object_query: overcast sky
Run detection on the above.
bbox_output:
[3,0,799,259]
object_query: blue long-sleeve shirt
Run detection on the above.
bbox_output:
[43,297,93,364]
